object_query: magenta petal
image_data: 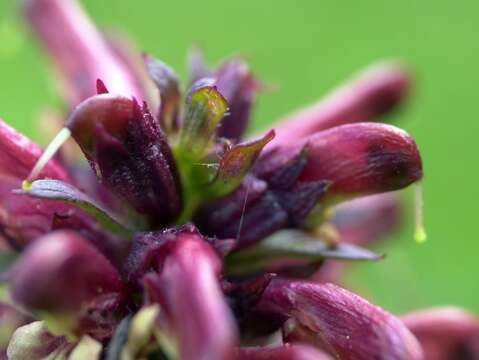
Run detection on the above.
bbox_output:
[237,344,333,360]
[0,119,72,246]
[0,119,69,181]
[272,62,410,145]
[142,228,237,360]
[402,307,479,360]
[23,0,144,106]
[256,279,423,360]
[9,230,124,336]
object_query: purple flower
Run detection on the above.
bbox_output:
[0,0,466,359]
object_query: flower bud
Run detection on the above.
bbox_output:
[402,307,479,360]
[23,0,144,106]
[298,123,422,197]
[65,94,181,226]
[258,122,422,205]
[255,279,423,360]
[9,230,124,336]
[141,227,237,360]
[272,62,410,144]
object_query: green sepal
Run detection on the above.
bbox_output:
[226,229,383,276]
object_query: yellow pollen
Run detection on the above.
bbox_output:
[414,181,427,243]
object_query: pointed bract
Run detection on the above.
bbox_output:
[212,130,275,196]
[226,229,382,277]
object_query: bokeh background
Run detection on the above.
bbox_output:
[0,0,477,314]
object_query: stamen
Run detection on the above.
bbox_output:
[414,181,427,243]
[24,127,71,190]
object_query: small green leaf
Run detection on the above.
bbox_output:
[17,179,132,236]
[226,229,383,276]
[105,315,132,360]
[211,130,275,196]
[180,85,228,156]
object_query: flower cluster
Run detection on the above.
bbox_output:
[0,0,477,359]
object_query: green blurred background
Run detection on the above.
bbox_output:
[0,0,478,314]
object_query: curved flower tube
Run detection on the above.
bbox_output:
[23,0,144,105]
[272,62,410,145]
[255,279,423,360]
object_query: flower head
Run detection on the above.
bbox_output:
[0,0,460,359]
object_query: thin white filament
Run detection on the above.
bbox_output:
[24,127,72,189]
[236,183,250,242]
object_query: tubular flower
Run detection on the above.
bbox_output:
[0,0,464,359]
